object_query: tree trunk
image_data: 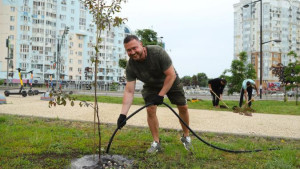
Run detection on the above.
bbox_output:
[284,86,288,102]
[296,86,299,106]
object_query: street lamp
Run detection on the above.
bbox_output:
[5,36,13,86]
[56,26,69,89]
[243,1,282,99]
[243,0,263,99]
[262,39,281,45]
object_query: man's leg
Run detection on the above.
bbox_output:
[177,105,189,137]
[146,105,160,142]
[239,88,244,107]
[247,87,253,107]
[215,92,220,108]
[210,92,216,107]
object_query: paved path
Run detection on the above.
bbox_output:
[1,95,300,139]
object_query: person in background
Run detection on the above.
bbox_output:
[239,79,259,107]
[208,78,227,108]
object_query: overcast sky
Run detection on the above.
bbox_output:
[119,0,240,78]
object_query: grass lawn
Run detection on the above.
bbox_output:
[0,115,299,169]
[74,95,300,115]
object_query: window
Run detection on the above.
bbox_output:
[10,26,14,31]
[69,67,73,71]
[69,59,73,64]
[78,60,82,64]
[10,7,15,12]
[10,16,14,21]
[78,35,83,40]
[20,44,29,53]
[78,43,82,48]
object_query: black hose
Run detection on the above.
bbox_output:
[106,102,280,154]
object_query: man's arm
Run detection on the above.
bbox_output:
[244,89,248,103]
[158,65,177,96]
[120,81,136,115]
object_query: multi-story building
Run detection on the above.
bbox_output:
[234,0,300,88]
[0,0,131,87]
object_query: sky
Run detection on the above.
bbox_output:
[119,0,240,78]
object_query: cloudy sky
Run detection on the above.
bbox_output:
[119,0,240,78]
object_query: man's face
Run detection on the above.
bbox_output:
[124,39,144,61]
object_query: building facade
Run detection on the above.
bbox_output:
[0,0,131,87]
[234,0,300,88]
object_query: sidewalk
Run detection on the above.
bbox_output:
[1,95,300,139]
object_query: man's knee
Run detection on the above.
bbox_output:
[177,105,188,114]
[147,105,157,118]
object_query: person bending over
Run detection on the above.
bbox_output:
[208,78,227,108]
[117,35,192,154]
[239,79,259,107]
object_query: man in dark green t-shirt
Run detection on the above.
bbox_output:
[117,35,192,153]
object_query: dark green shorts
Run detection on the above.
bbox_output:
[141,82,187,106]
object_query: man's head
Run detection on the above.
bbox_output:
[123,35,146,61]
[246,81,251,87]
[221,79,227,86]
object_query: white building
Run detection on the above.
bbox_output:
[0,0,131,88]
[234,0,300,88]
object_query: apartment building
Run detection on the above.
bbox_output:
[234,0,300,88]
[0,0,130,86]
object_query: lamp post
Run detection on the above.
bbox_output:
[56,26,69,89]
[243,0,263,99]
[244,1,282,99]
[5,37,13,87]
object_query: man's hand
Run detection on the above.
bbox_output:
[152,95,164,105]
[117,114,127,129]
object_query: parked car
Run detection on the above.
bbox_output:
[287,91,300,97]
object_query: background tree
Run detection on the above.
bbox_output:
[181,76,192,86]
[136,29,164,47]
[118,58,127,69]
[197,73,208,87]
[222,51,256,95]
[270,63,287,101]
[285,51,300,105]
[191,75,198,87]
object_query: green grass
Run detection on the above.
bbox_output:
[73,95,300,115]
[0,114,299,169]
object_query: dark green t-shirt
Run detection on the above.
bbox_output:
[126,45,179,88]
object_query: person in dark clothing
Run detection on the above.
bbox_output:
[208,78,227,108]
[117,35,192,154]
[239,79,259,107]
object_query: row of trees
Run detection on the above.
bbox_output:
[219,51,299,105]
[180,73,208,87]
